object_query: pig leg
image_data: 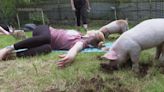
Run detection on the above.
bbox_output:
[158,44,164,62]
[129,46,141,73]
[155,44,163,60]
[120,24,129,33]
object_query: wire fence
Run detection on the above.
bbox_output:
[16,0,164,26]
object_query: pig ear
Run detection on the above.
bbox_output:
[102,50,118,60]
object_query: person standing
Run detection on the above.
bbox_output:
[71,0,91,31]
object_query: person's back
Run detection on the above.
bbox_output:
[50,27,85,50]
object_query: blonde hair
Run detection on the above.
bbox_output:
[87,30,105,41]
[86,30,105,48]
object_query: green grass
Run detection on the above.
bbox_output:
[0,31,164,92]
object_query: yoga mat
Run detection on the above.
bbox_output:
[54,42,112,53]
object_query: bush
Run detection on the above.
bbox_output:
[29,12,49,25]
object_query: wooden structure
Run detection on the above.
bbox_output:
[16,8,45,28]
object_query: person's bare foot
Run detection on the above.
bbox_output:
[3,52,16,61]
[0,48,13,60]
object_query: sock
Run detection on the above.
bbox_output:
[5,45,15,50]
[83,24,88,30]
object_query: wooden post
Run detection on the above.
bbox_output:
[41,10,45,24]
[149,0,152,18]
[16,13,21,29]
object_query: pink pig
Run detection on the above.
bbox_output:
[99,19,129,38]
[101,18,164,72]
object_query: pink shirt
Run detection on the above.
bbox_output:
[49,27,87,50]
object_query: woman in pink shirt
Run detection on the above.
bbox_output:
[0,25,104,67]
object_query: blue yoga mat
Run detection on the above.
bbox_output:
[54,42,113,53]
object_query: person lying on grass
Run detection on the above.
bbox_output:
[0,25,105,67]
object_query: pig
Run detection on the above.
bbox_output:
[99,19,129,38]
[101,18,164,72]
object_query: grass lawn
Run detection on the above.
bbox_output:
[0,29,164,92]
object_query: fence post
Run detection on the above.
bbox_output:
[136,0,139,22]
[16,13,21,29]
[149,0,152,18]
[41,10,45,24]
[57,0,62,21]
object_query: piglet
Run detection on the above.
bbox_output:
[99,19,129,38]
[101,18,164,72]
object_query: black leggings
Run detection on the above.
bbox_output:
[14,25,52,57]
[75,5,88,26]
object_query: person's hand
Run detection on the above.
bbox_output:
[72,7,76,11]
[56,54,74,68]
[98,41,105,48]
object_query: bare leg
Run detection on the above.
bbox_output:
[158,44,164,63]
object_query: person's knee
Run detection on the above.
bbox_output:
[43,36,51,43]
[42,44,52,53]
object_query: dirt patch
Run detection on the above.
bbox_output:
[99,59,132,73]
[43,75,132,92]
[136,63,152,78]
[73,75,131,92]
[100,61,118,73]
[73,75,105,92]
[100,60,152,78]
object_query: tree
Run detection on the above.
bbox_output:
[0,0,16,24]
[0,0,42,25]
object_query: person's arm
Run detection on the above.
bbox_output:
[56,41,84,67]
[0,26,10,35]
[86,0,91,11]
[71,0,76,11]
